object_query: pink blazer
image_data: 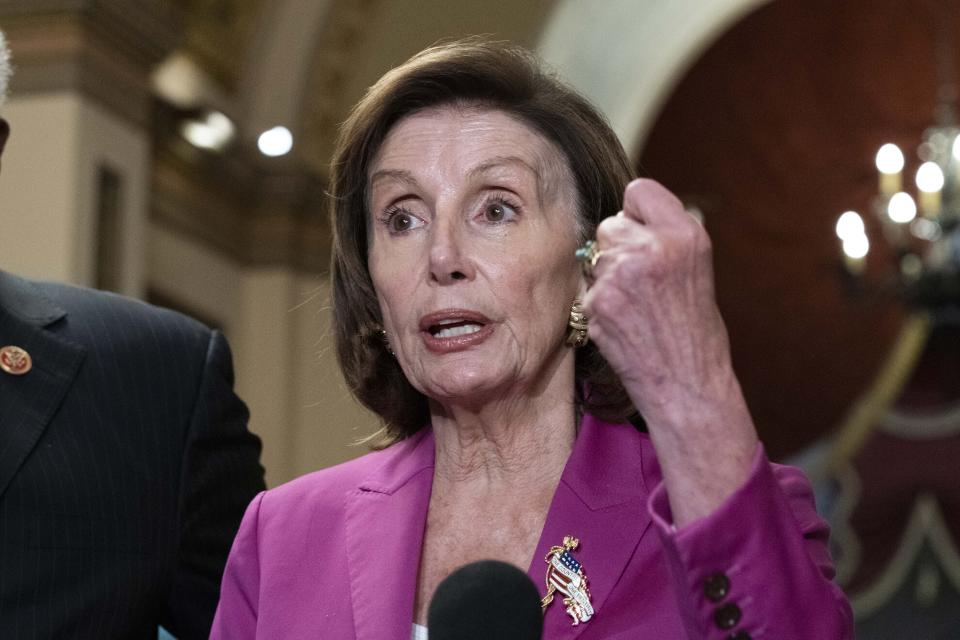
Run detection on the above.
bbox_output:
[212,415,853,639]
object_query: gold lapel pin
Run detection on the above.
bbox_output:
[542,535,594,626]
[0,345,33,375]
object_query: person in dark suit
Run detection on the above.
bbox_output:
[0,30,265,639]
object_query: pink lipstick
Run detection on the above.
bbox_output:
[419,309,494,354]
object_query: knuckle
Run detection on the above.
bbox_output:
[624,177,657,199]
[623,178,647,201]
[603,251,631,280]
[624,178,681,208]
[590,294,617,320]
[636,246,669,281]
[676,226,703,256]
[644,238,667,263]
[595,216,627,244]
[697,231,714,258]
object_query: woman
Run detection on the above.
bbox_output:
[212,40,852,639]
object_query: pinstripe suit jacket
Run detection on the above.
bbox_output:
[0,271,265,639]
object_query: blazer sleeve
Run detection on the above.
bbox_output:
[210,491,266,639]
[161,330,266,639]
[648,444,854,640]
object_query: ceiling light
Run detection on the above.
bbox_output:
[258,126,293,157]
[180,110,236,152]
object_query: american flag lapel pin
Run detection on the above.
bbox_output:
[541,535,594,626]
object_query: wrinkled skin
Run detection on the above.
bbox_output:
[368,105,588,624]
[367,106,582,426]
[583,179,757,524]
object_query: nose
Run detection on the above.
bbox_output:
[428,215,474,285]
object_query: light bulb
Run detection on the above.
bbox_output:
[916,161,945,192]
[886,192,917,223]
[180,110,236,151]
[258,126,294,157]
[835,211,865,240]
[842,233,869,259]
[875,143,905,174]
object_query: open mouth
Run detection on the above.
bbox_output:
[428,319,485,339]
[419,310,493,350]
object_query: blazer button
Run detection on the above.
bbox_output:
[703,572,730,602]
[714,603,742,630]
[728,632,751,640]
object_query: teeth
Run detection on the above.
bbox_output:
[435,324,482,338]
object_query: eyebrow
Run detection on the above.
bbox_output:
[367,154,550,213]
[369,168,420,190]
[466,155,542,182]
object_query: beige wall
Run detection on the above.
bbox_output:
[232,270,378,486]
[1,93,148,295]
[3,94,86,284]
[148,224,377,487]
[148,223,242,323]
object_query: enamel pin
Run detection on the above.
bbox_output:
[541,535,594,626]
[0,345,32,376]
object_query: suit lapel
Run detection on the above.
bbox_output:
[341,416,655,640]
[344,428,435,640]
[0,273,85,499]
[529,415,654,640]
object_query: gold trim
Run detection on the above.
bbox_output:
[829,312,931,468]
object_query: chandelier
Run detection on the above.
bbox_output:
[836,21,960,311]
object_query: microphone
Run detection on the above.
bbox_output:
[427,560,543,640]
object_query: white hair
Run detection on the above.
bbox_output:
[0,29,11,109]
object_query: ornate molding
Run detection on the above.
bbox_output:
[300,0,384,174]
[0,0,181,126]
[849,494,960,619]
[170,0,264,92]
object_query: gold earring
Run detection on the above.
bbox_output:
[566,301,588,347]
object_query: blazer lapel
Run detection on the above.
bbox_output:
[529,415,655,640]
[344,428,435,640]
[0,273,85,499]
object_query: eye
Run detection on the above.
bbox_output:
[390,212,415,232]
[480,195,520,224]
[381,206,425,234]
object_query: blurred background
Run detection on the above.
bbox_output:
[1,1,959,636]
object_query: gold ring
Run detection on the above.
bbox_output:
[575,240,604,279]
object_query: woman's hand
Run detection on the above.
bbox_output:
[582,178,758,526]
[583,179,726,415]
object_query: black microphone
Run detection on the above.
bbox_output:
[427,560,544,640]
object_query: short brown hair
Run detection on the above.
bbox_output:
[330,39,639,446]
